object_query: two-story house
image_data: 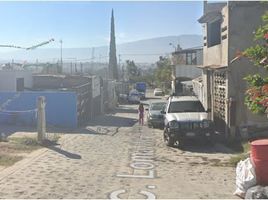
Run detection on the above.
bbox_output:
[198,1,268,139]
[170,46,203,95]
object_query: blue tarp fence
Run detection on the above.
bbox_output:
[0,92,77,128]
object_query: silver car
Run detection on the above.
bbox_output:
[146,100,166,128]
[154,88,164,96]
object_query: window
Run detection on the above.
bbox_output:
[168,101,205,113]
[186,52,197,65]
[207,19,221,47]
[150,102,166,111]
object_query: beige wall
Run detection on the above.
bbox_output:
[175,65,202,79]
[203,5,228,67]
[204,44,222,66]
[196,50,203,66]
[228,2,268,130]
[221,6,228,66]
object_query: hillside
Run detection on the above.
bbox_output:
[0,35,202,64]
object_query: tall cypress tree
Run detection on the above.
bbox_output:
[108,9,118,80]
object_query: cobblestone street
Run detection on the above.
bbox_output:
[0,104,237,199]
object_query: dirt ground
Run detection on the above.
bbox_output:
[0,104,239,199]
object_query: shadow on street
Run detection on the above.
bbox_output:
[175,141,235,154]
[0,105,138,136]
[46,145,82,159]
[109,106,138,114]
[87,115,137,127]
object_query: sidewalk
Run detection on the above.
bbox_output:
[0,106,138,198]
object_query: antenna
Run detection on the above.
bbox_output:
[91,47,95,69]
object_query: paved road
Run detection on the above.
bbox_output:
[0,99,237,199]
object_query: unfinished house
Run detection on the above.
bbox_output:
[170,47,203,95]
[198,1,268,139]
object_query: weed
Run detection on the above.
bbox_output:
[227,142,251,167]
[0,154,23,166]
[229,153,250,167]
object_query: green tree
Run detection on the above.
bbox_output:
[126,60,139,77]
[154,56,172,90]
[108,10,118,80]
[125,60,143,83]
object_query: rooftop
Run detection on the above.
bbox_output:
[172,46,203,55]
[198,2,227,24]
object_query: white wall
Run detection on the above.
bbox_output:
[196,50,203,66]
[92,76,100,98]
[175,65,202,79]
[192,77,205,108]
[0,70,33,92]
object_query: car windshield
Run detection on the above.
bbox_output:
[150,102,166,111]
[168,101,205,113]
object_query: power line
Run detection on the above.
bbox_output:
[26,39,55,50]
[119,53,171,56]
[0,45,25,49]
[0,39,55,51]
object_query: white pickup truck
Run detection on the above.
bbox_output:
[162,96,214,147]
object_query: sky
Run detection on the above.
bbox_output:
[0,1,203,52]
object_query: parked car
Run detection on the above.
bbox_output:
[162,96,214,147]
[154,88,164,96]
[146,100,166,128]
[135,82,146,99]
[138,91,146,100]
[118,93,128,104]
[128,90,140,104]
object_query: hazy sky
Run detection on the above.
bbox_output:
[0,1,203,52]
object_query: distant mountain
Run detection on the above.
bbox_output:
[0,35,202,64]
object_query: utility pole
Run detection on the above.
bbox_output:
[122,64,125,82]
[91,47,95,70]
[70,62,73,74]
[80,62,83,73]
[99,54,102,63]
[59,39,63,73]
[118,54,121,80]
[37,96,46,143]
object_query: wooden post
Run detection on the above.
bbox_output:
[37,96,46,142]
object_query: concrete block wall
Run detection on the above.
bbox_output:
[0,92,77,128]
